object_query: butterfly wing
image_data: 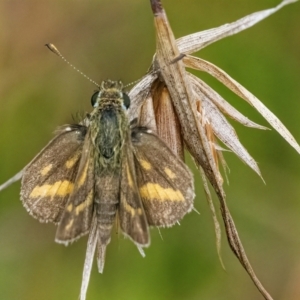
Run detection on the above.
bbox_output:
[55,131,95,244]
[131,127,194,227]
[21,124,87,223]
[118,138,150,247]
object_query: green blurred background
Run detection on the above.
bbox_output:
[0,0,300,299]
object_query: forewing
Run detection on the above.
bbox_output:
[21,125,87,223]
[131,127,194,227]
[55,133,95,244]
[119,141,149,247]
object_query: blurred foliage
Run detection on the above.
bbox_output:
[0,0,300,299]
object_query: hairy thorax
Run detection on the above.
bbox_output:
[89,100,129,173]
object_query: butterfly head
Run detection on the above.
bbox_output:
[91,80,130,111]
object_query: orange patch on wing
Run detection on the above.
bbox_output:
[75,190,93,215]
[123,200,142,216]
[77,161,89,187]
[140,159,152,170]
[40,164,53,176]
[65,151,81,169]
[164,167,176,179]
[29,180,74,198]
[139,183,184,202]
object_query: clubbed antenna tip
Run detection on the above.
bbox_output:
[45,43,100,88]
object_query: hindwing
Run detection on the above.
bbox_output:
[119,136,149,246]
[131,126,194,227]
[55,132,95,244]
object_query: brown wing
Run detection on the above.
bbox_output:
[21,124,87,223]
[131,127,195,227]
[55,132,95,245]
[118,138,149,247]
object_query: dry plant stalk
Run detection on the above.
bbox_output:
[128,1,300,299]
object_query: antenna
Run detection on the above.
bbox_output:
[123,77,144,89]
[123,68,159,89]
[45,43,185,91]
[45,43,100,88]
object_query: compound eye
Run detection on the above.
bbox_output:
[122,92,130,109]
[91,91,99,107]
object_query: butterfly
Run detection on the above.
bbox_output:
[20,80,194,299]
